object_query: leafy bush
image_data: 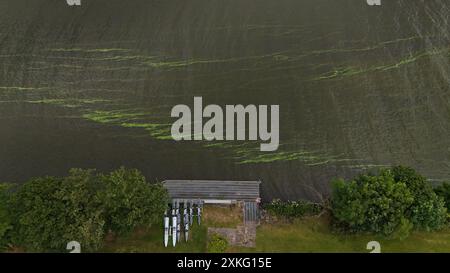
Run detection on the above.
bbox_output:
[391,166,448,230]
[434,182,450,211]
[409,193,447,230]
[331,170,413,235]
[98,167,169,235]
[0,184,13,249]
[331,166,447,237]
[9,170,105,252]
[7,167,169,252]
[264,199,322,219]
[391,217,413,240]
[207,234,228,253]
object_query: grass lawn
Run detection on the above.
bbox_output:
[203,205,243,228]
[103,207,450,253]
[233,216,450,253]
[102,224,208,253]
[102,205,239,252]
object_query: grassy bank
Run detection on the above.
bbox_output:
[103,206,450,253]
[102,205,241,252]
[102,225,208,253]
[235,217,450,253]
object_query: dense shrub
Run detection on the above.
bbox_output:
[391,166,448,230]
[9,170,105,252]
[434,182,450,211]
[0,184,13,249]
[98,167,169,235]
[332,170,413,235]
[6,167,168,252]
[264,199,322,219]
[207,234,228,253]
[331,166,447,237]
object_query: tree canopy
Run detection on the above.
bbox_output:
[435,182,450,211]
[99,167,169,235]
[5,167,168,252]
[0,184,13,249]
[331,166,447,238]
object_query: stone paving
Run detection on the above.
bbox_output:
[208,222,257,248]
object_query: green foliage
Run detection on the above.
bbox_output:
[391,218,413,240]
[264,199,322,219]
[409,193,447,230]
[331,166,448,237]
[435,182,450,211]
[331,170,414,235]
[98,167,169,235]
[391,166,447,230]
[10,170,105,252]
[57,169,106,252]
[10,176,64,251]
[7,167,169,252]
[207,234,228,253]
[0,184,13,249]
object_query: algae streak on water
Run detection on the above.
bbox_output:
[0,0,450,201]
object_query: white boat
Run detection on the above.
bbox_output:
[183,208,188,225]
[189,205,194,226]
[164,215,169,247]
[184,209,189,242]
[176,209,181,242]
[172,210,177,247]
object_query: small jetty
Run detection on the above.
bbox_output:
[162,180,261,248]
[163,180,261,220]
[163,179,260,201]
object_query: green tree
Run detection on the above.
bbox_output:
[435,182,450,211]
[331,170,414,235]
[98,167,169,235]
[0,184,13,249]
[10,176,63,251]
[409,193,447,230]
[391,166,447,230]
[331,166,448,237]
[6,167,169,252]
[10,170,105,252]
[56,169,106,251]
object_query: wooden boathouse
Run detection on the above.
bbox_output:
[162,180,261,222]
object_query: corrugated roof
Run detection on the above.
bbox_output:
[162,180,261,201]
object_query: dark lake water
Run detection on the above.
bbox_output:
[1,0,450,201]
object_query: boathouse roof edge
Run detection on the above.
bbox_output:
[162,180,261,203]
